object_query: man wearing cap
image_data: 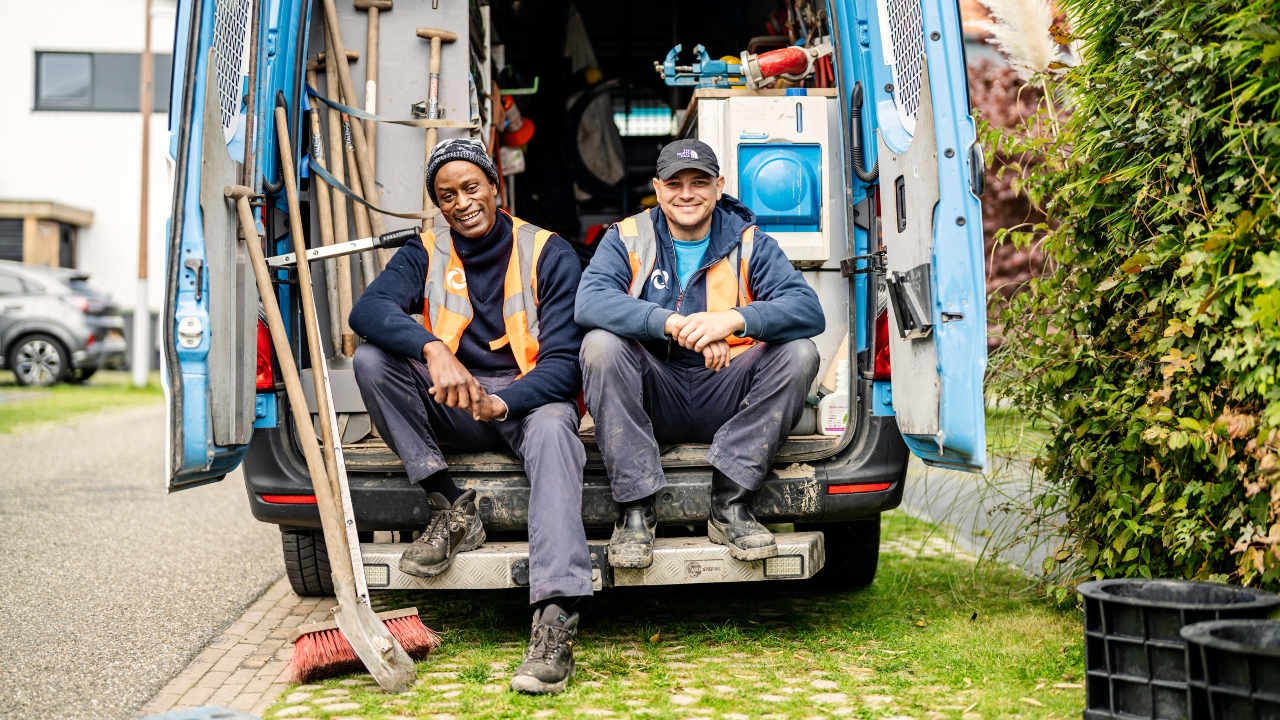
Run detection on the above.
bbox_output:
[576,139,824,569]
[349,138,588,695]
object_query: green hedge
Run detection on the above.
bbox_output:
[989,0,1280,593]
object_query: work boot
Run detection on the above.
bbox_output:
[398,488,485,577]
[510,603,578,694]
[608,494,657,568]
[707,471,778,561]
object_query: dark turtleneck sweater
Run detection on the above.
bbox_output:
[348,211,584,419]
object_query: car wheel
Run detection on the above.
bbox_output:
[11,334,69,387]
[797,514,881,588]
[282,529,334,597]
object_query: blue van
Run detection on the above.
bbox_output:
[161,0,985,596]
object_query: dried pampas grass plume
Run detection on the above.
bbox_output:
[966,0,1063,85]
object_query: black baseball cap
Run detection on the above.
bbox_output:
[655,139,720,181]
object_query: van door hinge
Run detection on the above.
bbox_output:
[840,250,886,277]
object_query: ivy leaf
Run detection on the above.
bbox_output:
[1123,547,1141,562]
[1121,254,1152,274]
[1252,250,1280,288]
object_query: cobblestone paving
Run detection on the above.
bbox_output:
[140,512,1085,719]
[135,579,330,718]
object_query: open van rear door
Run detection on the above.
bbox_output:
[848,0,987,472]
[164,0,287,490]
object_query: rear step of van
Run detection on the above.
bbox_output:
[359,531,824,591]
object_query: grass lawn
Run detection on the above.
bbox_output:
[266,511,1085,719]
[985,408,1051,459]
[0,369,162,434]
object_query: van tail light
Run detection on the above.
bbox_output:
[872,309,892,380]
[827,482,891,495]
[255,319,275,390]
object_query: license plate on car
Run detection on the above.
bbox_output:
[107,330,124,342]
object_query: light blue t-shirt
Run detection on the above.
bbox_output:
[672,231,711,292]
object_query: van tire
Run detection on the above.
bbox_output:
[282,529,334,597]
[798,514,880,588]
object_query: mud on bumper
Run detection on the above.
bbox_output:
[242,407,909,532]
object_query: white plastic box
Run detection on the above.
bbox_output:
[694,93,834,265]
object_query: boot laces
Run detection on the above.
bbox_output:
[525,622,571,663]
[418,507,456,545]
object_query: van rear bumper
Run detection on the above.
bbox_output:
[241,402,909,532]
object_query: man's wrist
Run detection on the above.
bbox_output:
[491,394,509,421]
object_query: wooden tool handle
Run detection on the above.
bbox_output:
[271,106,353,590]
[305,68,343,355]
[322,30,357,351]
[320,0,385,237]
[227,188,354,599]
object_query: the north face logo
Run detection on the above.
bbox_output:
[678,149,698,159]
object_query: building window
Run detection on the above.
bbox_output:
[34,52,173,113]
[613,87,673,137]
[38,53,92,108]
[0,220,23,263]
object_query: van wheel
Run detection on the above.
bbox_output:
[797,514,880,588]
[11,334,69,387]
[282,529,334,597]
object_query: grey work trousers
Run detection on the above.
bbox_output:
[580,329,820,503]
[352,343,594,604]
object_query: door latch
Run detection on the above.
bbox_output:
[885,263,934,340]
[840,249,886,277]
[183,258,204,302]
[177,316,204,349]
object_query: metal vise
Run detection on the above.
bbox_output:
[654,44,745,88]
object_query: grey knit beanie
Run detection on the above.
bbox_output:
[425,137,500,206]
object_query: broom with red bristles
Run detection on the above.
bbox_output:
[222,84,434,691]
[289,607,441,683]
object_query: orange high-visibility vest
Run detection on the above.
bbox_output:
[615,210,757,358]
[420,216,554,376]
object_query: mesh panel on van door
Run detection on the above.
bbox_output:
[212,0,253,141]
[880,0,926,135]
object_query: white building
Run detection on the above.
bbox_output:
[0,0,178,320]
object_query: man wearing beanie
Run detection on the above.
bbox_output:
[349,137,589,695]
[576,139,823,569]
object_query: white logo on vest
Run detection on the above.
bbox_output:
[650,269,669,291]
[446,268,468,290]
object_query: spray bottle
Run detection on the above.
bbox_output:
[818,358,850,436]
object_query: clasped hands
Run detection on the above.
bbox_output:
[422,341,509,421]
[664,309,746,372]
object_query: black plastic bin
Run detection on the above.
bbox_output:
[1079,578,1280,720]
[1181,619,1280,720]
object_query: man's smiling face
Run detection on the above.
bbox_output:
[434,160,499,238]
[653,168,724,237]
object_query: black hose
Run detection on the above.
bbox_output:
[850,82,879,183]
[262,90,289,194]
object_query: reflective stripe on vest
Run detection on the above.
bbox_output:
[421,218,553,376]
[616,210,758,357]
[616,214,658,299]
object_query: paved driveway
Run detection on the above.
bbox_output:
[0,404,283,720]
[902,455,1060,575]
